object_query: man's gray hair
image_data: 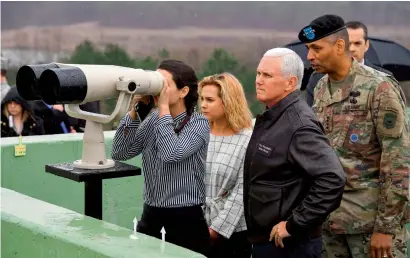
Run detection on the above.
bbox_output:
[263,48,304,89]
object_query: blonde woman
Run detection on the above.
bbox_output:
[199,73,253,258]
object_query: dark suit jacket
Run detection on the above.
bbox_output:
[305,60,393,107]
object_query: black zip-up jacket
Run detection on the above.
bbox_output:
[1,87,45,137]
[244,90,346,244]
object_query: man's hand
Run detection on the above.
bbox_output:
[370,232,393,258]
[269,221,291,248]
[209,228,219,241]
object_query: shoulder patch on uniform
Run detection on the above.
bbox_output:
[376,96,404,138]
[383,112,397,129]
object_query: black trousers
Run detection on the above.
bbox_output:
[252,236,322,258]
[210,230,252,258]
[137,203,211,257]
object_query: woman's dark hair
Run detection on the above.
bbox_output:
[157,59,198,115]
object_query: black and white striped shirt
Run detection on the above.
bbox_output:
[111,109,210,208]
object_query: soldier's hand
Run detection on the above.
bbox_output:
[370,232,393,258]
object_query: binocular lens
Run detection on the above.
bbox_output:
[39,67,88,105]
[16,63,59,101]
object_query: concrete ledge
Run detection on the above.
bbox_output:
[1,187,205,258]
[1,130,145,229]
[0,130,116,147]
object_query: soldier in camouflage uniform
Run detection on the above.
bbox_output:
[298,15,409,258]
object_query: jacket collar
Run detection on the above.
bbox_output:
[173,110,188,123]
[258,90,302,127]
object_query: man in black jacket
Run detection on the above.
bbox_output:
[244,47,346,258]
[305,21,397,106]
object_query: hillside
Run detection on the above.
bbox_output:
[2,2,410,30]
[2,2,410,67]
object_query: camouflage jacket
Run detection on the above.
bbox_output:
[312,59,410,236]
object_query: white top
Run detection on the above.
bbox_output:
[203,128,252,238]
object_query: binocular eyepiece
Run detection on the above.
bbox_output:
[16,63,164,105]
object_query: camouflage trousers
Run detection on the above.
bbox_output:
[322,227,409,258]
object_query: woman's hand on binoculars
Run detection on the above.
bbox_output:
[52,104,64,112]
[157,79,171,117]
[129,95,152,120]
[130,95,151,109]
[157,80,170,107]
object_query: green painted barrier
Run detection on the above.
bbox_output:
[1,187,204,258]
[1,131,144,229]
[1,125,409,256]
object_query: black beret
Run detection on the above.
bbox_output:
[298,14,346,43]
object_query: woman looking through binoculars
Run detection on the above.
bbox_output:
[111,59,211,257]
